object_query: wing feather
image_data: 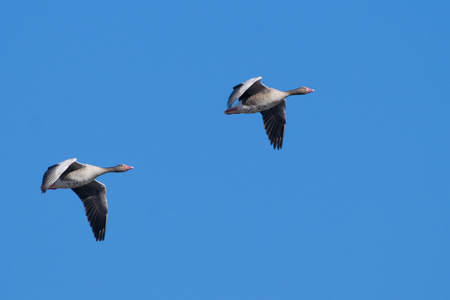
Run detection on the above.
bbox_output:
[72,180,108,241]
[260,100,286,149]
[227,76,269,107]
[41,158,78,193]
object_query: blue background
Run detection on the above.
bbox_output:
[1,1,449,299]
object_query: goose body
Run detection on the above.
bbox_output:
[225,76,314,149]
[41,158,133,241]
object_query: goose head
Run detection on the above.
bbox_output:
[113,164,134,172]
[288,87,315,95]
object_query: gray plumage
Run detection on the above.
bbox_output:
[225,77,314,149]
[41,158,133,241]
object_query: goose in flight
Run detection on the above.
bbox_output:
[41,158,133,241]
[225,77,314,149]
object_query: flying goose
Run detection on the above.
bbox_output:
[225,76,314,149]
[41,158,133,241]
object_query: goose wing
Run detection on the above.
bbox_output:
[260,100,286,149]
[227,76,269,107]
[72,180,108,241]
[41,158,78,193]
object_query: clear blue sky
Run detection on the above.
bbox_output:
[1,0,449,299]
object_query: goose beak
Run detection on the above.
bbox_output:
[125,165,134,170]
[305,88,315,93]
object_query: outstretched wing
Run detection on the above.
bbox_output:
[72,180,108,241]
[41,158,78,193]
[227,76,269,107]
[260,100,286,149]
